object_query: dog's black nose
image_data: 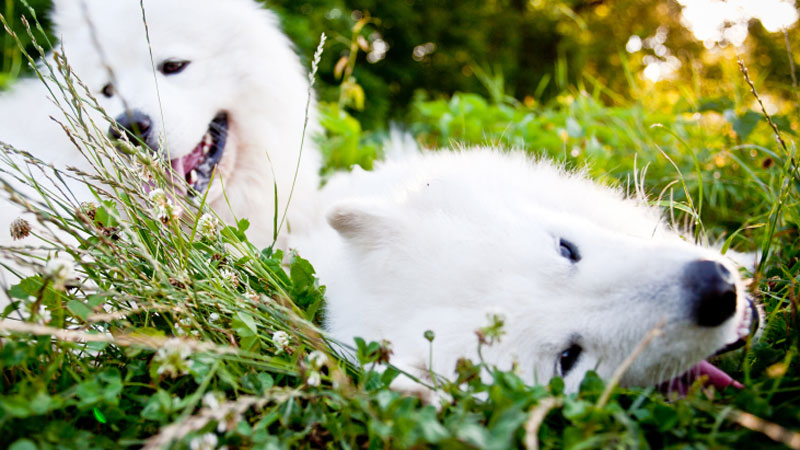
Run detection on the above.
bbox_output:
[109,110,152,143]
[684,260,737,327]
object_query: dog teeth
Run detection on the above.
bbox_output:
[198,132,214,155]
[189,169,198,185]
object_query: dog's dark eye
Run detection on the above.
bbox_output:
[101,83,114,98]
[559,343,582,376]
[159,60,191,75]
[559,238,581,263]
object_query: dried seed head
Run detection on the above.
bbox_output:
[376,340,393,364]
[80,202,98,221]
[10,217,31,240]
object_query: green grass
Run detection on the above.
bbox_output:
[1,10,800,450]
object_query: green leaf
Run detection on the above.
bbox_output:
[695,97,734,113]
[9,276,43,300]
[93,407,107,424]
[67,300,92,321]
[725,110,762,141]
[289,254,325,319]
[237,218,251,233]
[654,404,679,431]
[234,311,258,335]
[416,407,449,443]
[9,439,37,450]
[566,117,584,138]
[95,201,120,227]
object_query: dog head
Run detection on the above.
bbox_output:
[320,149,759,392]
[47,0,319,240]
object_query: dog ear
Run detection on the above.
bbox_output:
[327,200,398,248]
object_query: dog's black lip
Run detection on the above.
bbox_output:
[711,295,759,357]
[187,112,228,195]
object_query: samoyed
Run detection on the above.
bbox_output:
[0,0,320,295]
[291,148,760,394]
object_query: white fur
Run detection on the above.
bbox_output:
[291,148,755,393]
[0,0,320,292]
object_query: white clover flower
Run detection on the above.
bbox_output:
[197,214,219,241]
[154,338,192,378]
[35,308,51,325]
[306,370,321,387]
[308,351,328,370]
[149,189,182,224]
[154,205,170,224]
[202,392,221,410]
[220,268,239,287]
[170,205,183,223]
[209,312,220,323]
[244,290,262,305]
[148,188,168,206]
[272,330,290,353]
[138,164,154,183]
[44,258,76,291]
[189,433,218,450]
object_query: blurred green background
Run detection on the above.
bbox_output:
[3,0,799,127]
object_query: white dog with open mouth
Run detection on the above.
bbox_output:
[292,148,760,394]
[0,0,320,272]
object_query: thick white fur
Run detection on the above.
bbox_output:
[291,148,754,393]
[0,0,320,291]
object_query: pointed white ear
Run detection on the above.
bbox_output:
[327,200,397,248]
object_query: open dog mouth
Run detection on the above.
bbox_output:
[660,296,761,394]
[170,112,228,195]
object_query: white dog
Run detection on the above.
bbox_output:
[0,0,320,275]
[291,148,759,394]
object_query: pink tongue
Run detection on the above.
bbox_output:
[661,360,744,395]
[694,360,744,390]
[170,146,204,177]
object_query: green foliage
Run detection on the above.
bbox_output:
[0,0,51,88]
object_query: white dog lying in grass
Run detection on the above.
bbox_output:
[0,0,320,246]
[0,0,320,293]
[292,148,760,394]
